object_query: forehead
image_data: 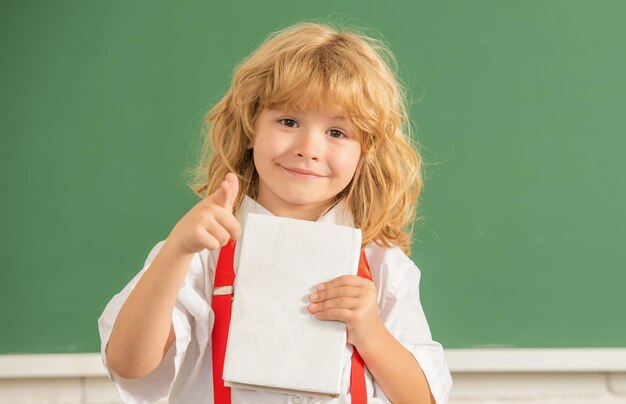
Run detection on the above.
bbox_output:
[263,94,353,122]
[260,74,361,117]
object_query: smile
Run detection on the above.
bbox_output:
[280,165,326,179]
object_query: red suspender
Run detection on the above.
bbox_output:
[211,240,236,404]
[211,241,372,403]
[350,250,372,404]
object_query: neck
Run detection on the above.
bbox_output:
[263,202,329,221]
[255,195,337,222]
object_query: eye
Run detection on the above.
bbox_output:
[278,118,299,128]
[328,129,346,139]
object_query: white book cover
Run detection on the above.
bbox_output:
[222,213,362,398]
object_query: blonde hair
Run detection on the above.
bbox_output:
[186,21,422,255]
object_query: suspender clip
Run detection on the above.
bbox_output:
[213,286,234,296]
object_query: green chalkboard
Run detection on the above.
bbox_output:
[1,1,625,354]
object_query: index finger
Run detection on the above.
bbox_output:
[212,206,243,240]
[316,275,364,291]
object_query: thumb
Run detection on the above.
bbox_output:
[211,172,239,212]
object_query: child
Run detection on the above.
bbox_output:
[99,21,452,404]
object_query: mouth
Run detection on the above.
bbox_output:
[280,165,326,179]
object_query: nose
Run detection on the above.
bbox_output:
[293,129,323,161]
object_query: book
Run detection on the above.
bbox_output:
[222,213,362,398]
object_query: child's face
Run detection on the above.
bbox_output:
[251,108,361,220]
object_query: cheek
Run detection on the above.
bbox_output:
[252,141,274,169]
[253,133,289,162]
[333,145,361,179]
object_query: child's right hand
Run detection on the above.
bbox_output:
[167,172,242,255]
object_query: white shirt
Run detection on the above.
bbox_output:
[98,196,452,404]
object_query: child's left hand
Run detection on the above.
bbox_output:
[308,275,385,350]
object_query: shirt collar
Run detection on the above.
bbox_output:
[238,195,355,229]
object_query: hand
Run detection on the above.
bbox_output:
[167,172,242,255]
[307,275,385,349]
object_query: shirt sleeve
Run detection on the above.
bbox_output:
[373,248,453,404]
[97,240,207,404]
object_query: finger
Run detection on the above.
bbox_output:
[312,308,355,322]
[201,232,224,251]
[309,285,360,303]
[316,275,368,292]
[212,206,243,240]
[308,297,360,313]
[210,178,231,210]
[203,217,232,247]
[222,172,239,211]
[210,172,239,212]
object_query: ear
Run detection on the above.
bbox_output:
[245,133,254,149]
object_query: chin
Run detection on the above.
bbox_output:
[278,190,332,207]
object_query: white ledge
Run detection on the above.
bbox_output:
[446,348,626,373]
[0,349,625,378]
[0,353,107,378]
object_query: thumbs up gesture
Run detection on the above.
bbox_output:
[167,172,243,255]
[210,172,238,213]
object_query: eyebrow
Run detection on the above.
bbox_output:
[329,115,347,121]
[270,109,346,120]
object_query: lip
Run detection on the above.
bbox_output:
[280,165,326,178]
